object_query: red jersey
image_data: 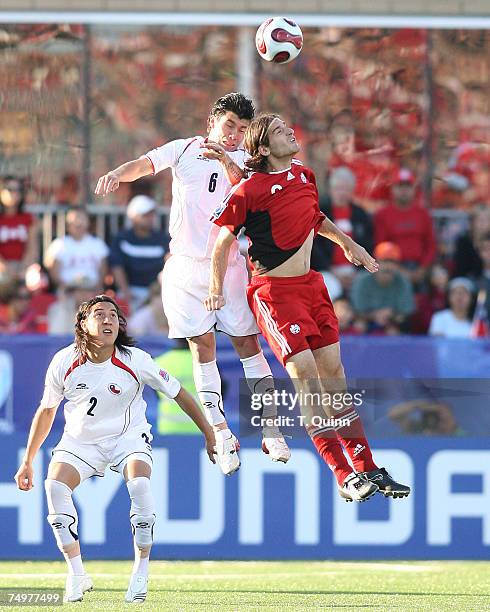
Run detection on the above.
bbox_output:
[211,160,325,275]
[0,213,33,261]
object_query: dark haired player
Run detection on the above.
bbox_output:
[14,295,215,603]
[205,114,410,502]
[95,94,290,475]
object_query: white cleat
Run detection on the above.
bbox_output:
[63,574,93,603]
[215,433,240,475]
[125,573,148,603]
[262,431,291,463]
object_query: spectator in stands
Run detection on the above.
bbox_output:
[25,263,56,333]
[46,280,100,335]
[0,281,41,334]
[411,264,449,334]
[453,205,490,279]
[109,195,168,312]
[44,208,108,292]
[332,297,366,335]
[311,166,373,293]
[351,241,415,334]
[53,172,80,207]
[428,277,474,338]
[374,168,436,285]
[0,176,38,281]
[127,280,169,337]
[474,233,490,324]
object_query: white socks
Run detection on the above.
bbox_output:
[132,555,149,577]
[193,360,226,426]
[240,352,277,420]
[67,554,84,576]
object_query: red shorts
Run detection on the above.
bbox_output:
[247,270,339,367]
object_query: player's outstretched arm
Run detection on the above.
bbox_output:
[205,226,235,311]
[94,156,153,196]
[14,405,58,491]
[174,388,216,463]
[318,217,379,273]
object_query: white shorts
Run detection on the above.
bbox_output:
[162,254,259,339]
[51,425,153,482]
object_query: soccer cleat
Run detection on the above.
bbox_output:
[125,573,148,603]
[262,430,291,463]
[215,432,241,476]
[362,467,411,499]
[338,472,379,502]
[63,574,93,603]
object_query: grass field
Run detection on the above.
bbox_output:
[0,560,489,611]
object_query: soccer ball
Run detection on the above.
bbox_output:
[255,17,303,64]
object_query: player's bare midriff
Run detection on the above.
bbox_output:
[261,229,314,277]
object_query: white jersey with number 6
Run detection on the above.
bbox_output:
[144,136,246,261]
[41,344,181,443]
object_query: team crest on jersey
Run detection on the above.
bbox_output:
[108,383,121,395]
[159,369,170,382]
[290,324,301,334]
[210,201,228,221]
[271,184,283,194]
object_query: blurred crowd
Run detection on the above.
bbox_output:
[0,24,488,338]
[1,163,489,338]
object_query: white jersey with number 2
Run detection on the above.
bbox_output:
[144,136,246,261]
[41,344,181,443]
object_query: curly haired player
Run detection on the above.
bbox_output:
[205,113,411,502]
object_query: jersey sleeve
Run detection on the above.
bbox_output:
[138,350,181,399]
[210,180,248,236]
[39,352,65,408]
[143,138,188,175]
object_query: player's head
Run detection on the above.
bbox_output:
[75,294,135,358]
[245,114,299,172]
[207,93,255,151]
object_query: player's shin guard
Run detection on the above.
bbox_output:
[334,410,377,473]
[193,359,226,426]
[127,477,155,549]
[240,352,276,419]
[45,479,79,551]
[310,430,353,486]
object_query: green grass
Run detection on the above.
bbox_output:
[0,560,489,611]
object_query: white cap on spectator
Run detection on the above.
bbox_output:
[127,195,156,220]
[448,277,475,294]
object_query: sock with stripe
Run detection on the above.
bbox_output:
[240,352,277,420]
[310,432,353,486]
[193,359,226,426]
[334,410,377,472]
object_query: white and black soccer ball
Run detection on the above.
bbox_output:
[255,17,303,64]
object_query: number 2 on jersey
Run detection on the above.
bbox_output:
[87,396,97,416]
[208,172,218,193]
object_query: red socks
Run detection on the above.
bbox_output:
[334,410,377,473]
[311,434,352,486]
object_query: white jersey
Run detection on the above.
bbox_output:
[144,136,246,261]
[41,344,181,443]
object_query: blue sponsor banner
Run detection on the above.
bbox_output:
[1,335,489,559]
[1,433,489,560]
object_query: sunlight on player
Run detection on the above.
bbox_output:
[206,114,411,502]
[95,93,291,475]
[14,295,215,604]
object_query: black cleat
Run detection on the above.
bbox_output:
[362,467,411,499]
[338,473,379,502]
